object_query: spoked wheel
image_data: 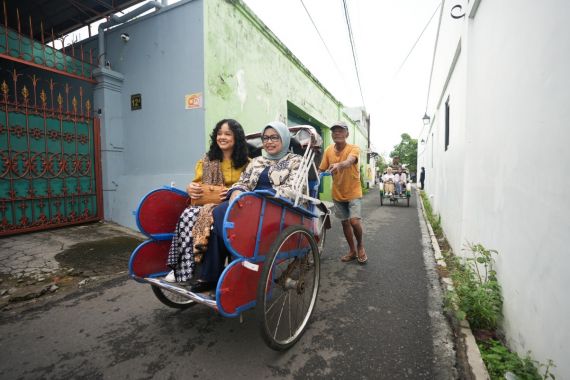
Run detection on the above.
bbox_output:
[256,225,320,350]
[152,285,196,309]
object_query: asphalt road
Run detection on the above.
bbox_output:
[0,188,456,379]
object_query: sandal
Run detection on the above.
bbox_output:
[341,253,357,262]
[357,248,368,264]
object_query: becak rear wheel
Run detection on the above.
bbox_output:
[256,225,320,350]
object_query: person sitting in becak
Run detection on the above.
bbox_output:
[394,170,401,195]
[164,119,249,284]
[382,167,395,196]
[398,169,408,195]
[190,121,304,293]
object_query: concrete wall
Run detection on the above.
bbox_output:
[420,1,570,377]
[93,0,370,226]
[93,0,206,228]
[203,0,342,137]
[202,0,368,201]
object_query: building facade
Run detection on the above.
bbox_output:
[418,1,570,377]
[89,0,368,229]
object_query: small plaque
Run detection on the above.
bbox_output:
[185,93,203,109]
[131,94,142,110]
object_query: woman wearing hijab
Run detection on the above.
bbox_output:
[191,121,303,293]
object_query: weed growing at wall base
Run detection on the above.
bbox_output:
[419,191,442,237]
[419,191,556,379]
[447,243,502,330]
[479,340,555,380]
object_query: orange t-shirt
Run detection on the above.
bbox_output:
[319,144,362,201]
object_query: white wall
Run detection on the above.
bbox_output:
[428,50,467,253]
[421,0,468,253]
[422,0,570,377]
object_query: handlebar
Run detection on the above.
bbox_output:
[318,171,331,193]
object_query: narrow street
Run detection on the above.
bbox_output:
[0,189,455,379]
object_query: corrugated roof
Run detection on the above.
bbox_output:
[2,0,145,42]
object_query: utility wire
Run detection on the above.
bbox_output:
[418,1,444,142]
[395,2,442,75]
[342,0,366,107]
[424,1,444,115]
[299,0,345,82]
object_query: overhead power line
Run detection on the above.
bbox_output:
[395,2,442,75]
[342,0,366,107]
[299,0,345,81]
[418,1,444,142]
[425,1,444,115]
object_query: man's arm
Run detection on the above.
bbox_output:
[328,155,357,174]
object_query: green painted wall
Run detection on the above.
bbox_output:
[203,0,369,201]
[203,0,340,133]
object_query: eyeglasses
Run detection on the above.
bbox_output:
[262,135,281,143]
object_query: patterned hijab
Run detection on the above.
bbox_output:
[261,121,290,160]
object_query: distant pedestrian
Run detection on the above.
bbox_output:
[420,167,425,190]
[319,121,367,264]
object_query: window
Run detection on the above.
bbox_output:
[445,97,450,151]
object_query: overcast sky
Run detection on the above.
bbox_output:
[242,0,440,157]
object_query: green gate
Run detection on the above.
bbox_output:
[0,20,101,236]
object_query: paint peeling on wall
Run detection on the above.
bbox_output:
[236,69,247,110]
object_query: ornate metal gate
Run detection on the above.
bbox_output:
[0,11,102,236]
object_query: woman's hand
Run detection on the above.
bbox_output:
[186,182,203,199]
[219,187,229,200]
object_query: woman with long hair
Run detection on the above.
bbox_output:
[165,119,249,283]
[191,121,304,293]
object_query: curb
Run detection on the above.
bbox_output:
[417,189,490,380]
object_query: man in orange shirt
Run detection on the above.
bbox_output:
[319,121,367,264]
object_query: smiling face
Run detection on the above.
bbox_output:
[216,122,235,153]
[262,127,283,156]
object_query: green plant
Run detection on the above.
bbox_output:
[448,243,503,330]
[478,340,555,380]
[420,193,557,380]
[420,191,443,238]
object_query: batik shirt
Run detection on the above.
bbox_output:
[229,153,305,200]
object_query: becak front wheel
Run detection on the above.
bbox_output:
[152,285,196,309]
[256,225,320,350]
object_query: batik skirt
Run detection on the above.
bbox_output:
[166,206,201,282]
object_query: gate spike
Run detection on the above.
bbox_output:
[3,1,8,55]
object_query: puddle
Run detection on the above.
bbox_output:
[55,236,144,276]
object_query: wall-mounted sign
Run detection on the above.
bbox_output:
[185,93,203,109]
[131,94,142,110]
